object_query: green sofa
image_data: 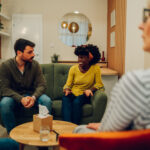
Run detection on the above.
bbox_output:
[0,63,107,125]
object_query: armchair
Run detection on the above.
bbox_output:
[59,129,150,150]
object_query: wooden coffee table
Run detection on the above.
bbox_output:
[10,120,77,150]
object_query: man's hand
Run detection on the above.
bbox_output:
[21,96,35,108]
[64,89,72,96]
[21,97,30,107]
[25,97,35,108]
[84,89,93,97]
[87,123,101,130]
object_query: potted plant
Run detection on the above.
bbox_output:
[51,53,59,63]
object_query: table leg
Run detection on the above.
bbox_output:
[19,143,24,150]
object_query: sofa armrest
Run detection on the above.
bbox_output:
[90,90,107,122]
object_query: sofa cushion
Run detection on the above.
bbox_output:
[52,100,93,118]
[53,64,71,100]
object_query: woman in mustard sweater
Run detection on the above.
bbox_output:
[62,44,104,124]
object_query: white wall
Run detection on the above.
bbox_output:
[125,0,146,72]
[1,0,107,64]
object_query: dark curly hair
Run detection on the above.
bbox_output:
[74,44,101,65]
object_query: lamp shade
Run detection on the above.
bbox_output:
[61,21,68,29]
[68,22,79,33]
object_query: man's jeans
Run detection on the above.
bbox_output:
[62,94,90,124]
[0,94,52,133]
[0,138,19,150]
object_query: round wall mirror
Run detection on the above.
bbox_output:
[59,12,92,47]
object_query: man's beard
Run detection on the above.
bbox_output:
[22,57,34,63]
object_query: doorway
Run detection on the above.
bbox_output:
[12,14,43,63]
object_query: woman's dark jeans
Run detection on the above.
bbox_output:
[62,94,90,124]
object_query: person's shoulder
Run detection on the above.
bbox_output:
[90,64,100,71]
[141,68,150,78]
[32,59,39,64]
[125,69,148,80]
[70,64,78,70]
[137,69,150,87]
[92,64,99,68]
[0,58,14,67]
[68,65,78,74]
[119,69,147,86]
[31,59,40,66]
[111,70,144,99]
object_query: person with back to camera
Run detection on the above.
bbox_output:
[62,44,104,125]
[74,0,150,133]
[0,38,52,134]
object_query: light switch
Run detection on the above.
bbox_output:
[111,10,116,27]
[110,31,115,47]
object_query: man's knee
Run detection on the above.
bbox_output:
[38,94,51,103]
[37,94,52,113]
[0,97,15,110]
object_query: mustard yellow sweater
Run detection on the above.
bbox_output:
[63,64,104,96]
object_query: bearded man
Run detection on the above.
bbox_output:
[0,38,52,133]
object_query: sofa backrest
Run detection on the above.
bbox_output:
[53,64,71,100]
[40,63,71,100]
[40,63,54,99]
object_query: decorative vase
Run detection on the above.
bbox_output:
[101,51,105,61]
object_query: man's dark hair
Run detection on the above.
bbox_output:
[74,44,101,65]
[14,38,35,55]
